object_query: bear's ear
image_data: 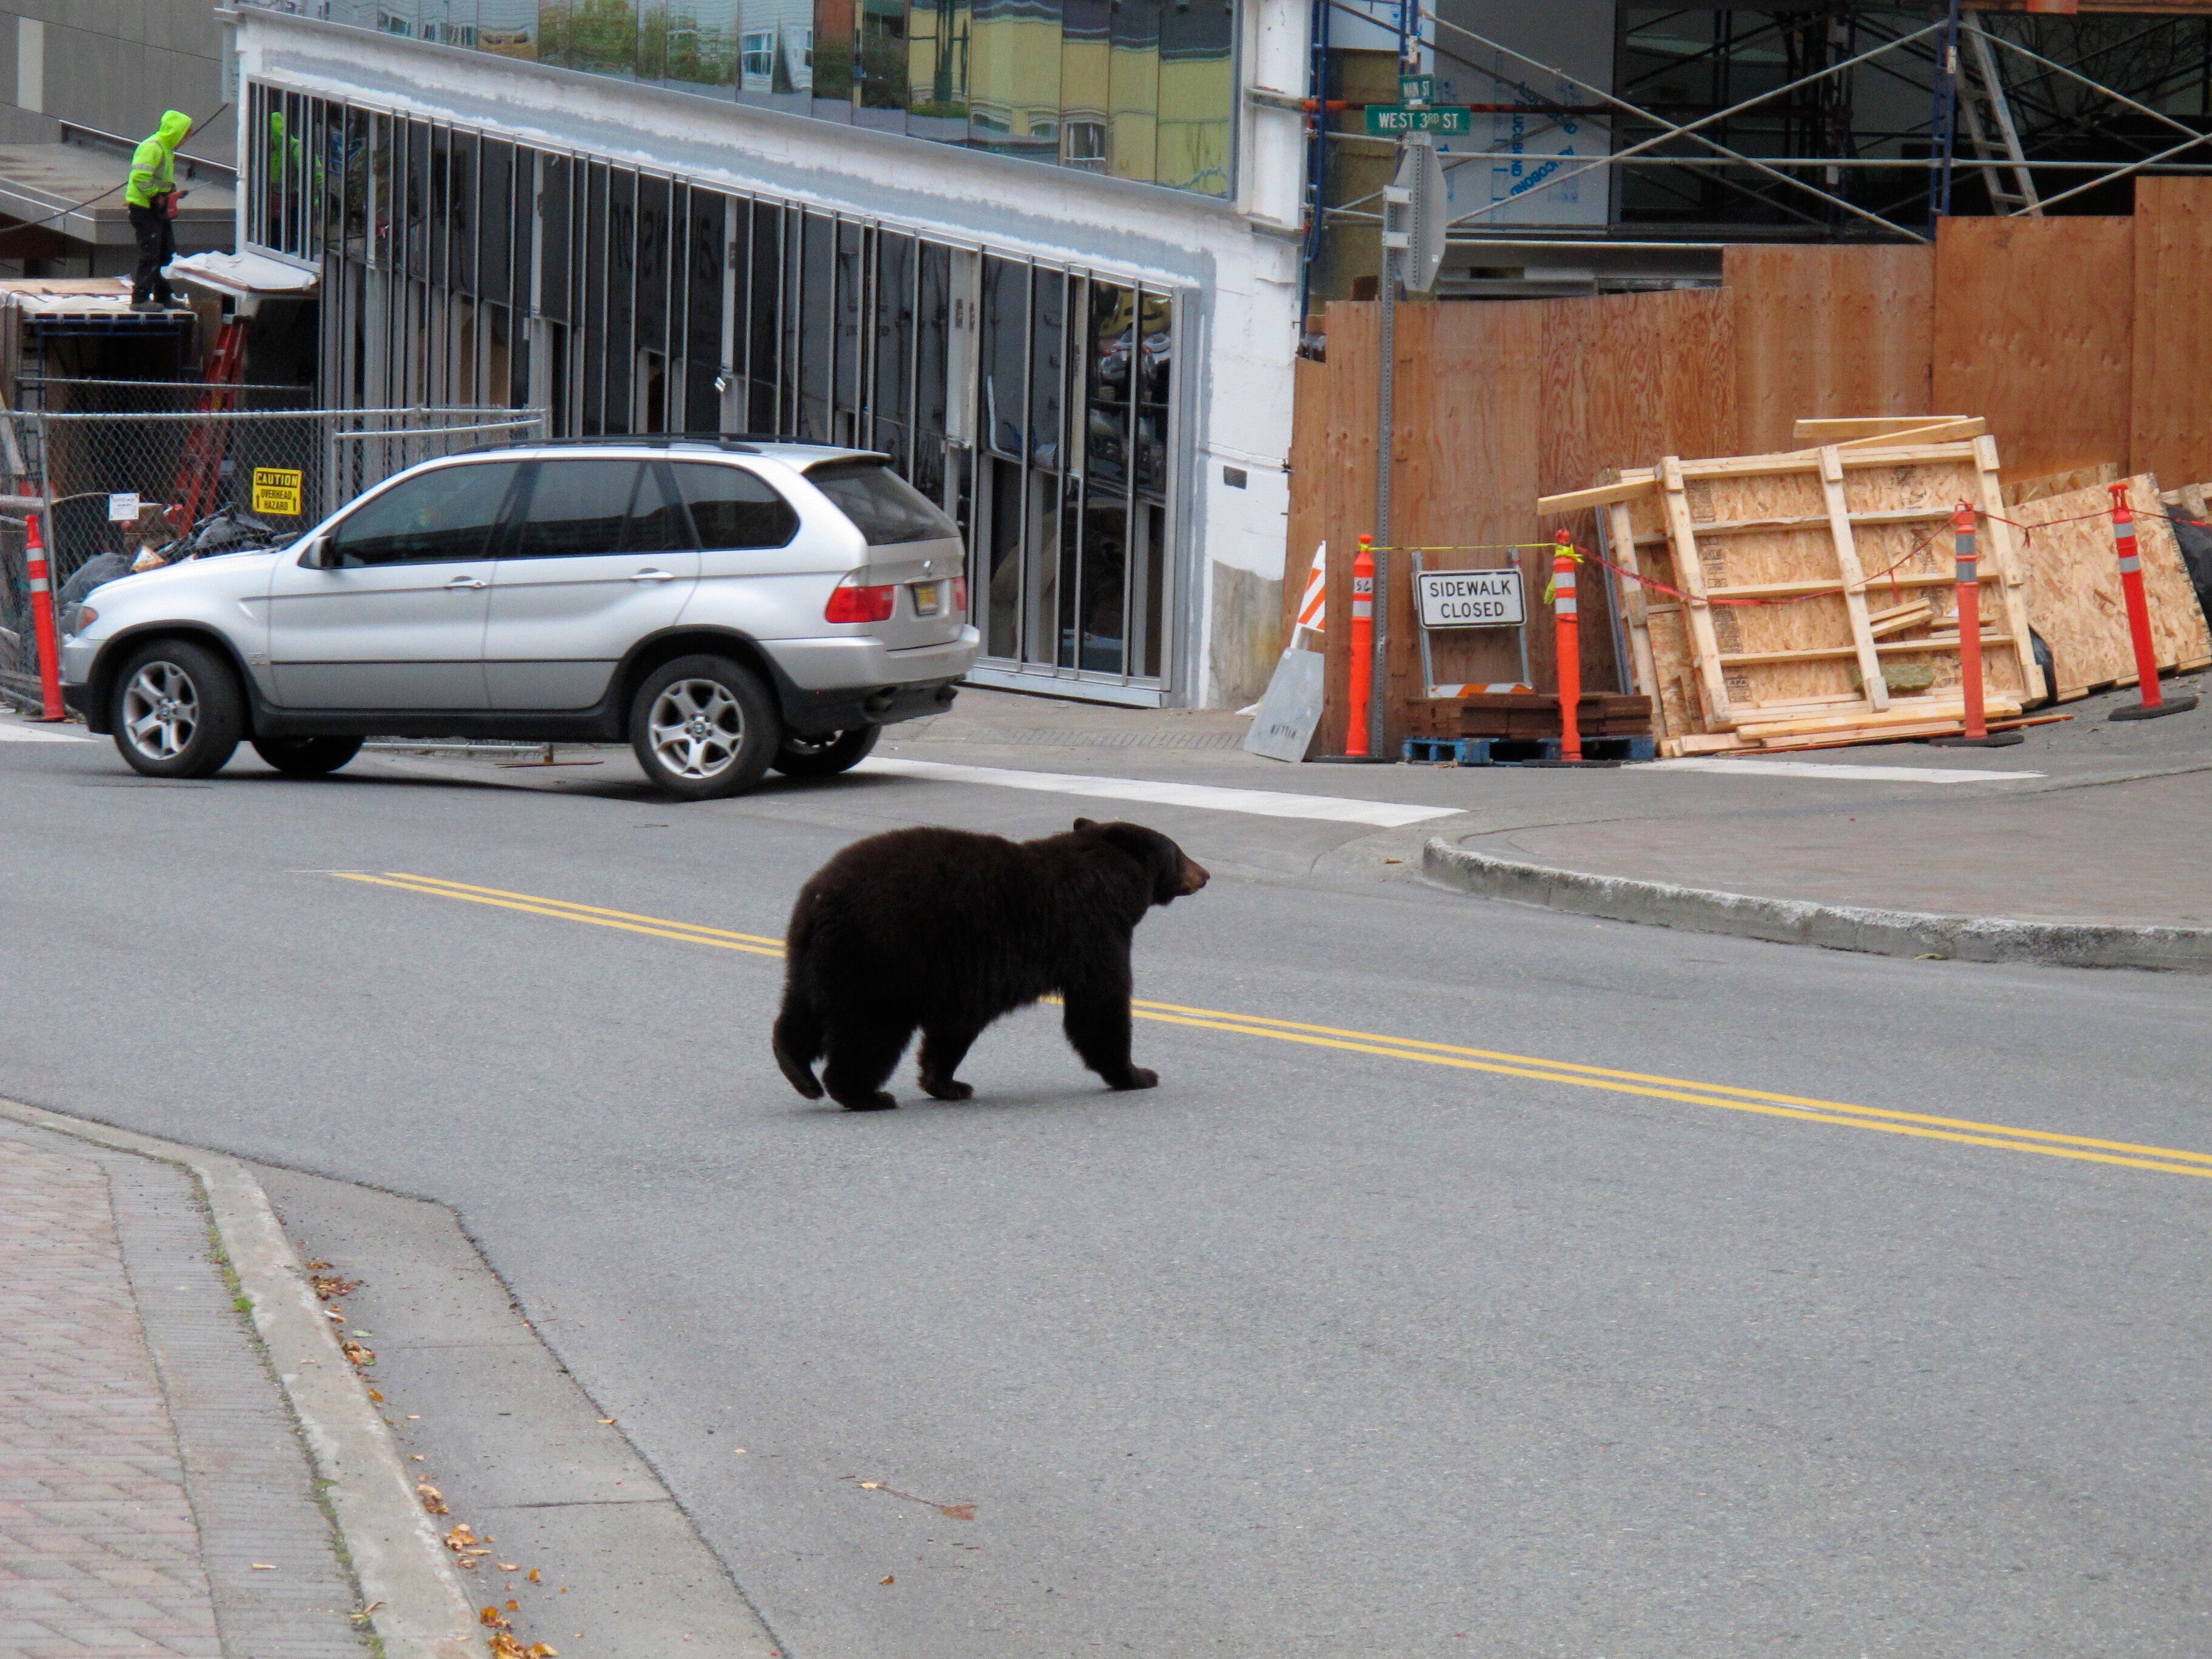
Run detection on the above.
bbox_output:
[1073,817,1099,833]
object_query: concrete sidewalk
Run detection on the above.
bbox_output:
[911,681,2212,965]
[0,1120,365,1659]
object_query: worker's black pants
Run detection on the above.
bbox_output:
[129,205,176,306]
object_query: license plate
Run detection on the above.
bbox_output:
[911,581,942,615]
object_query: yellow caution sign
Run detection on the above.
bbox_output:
[250,467,304,517]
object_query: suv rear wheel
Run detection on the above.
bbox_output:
[771,725,880,779]
[629,654,780,800]
[111,638,244,779]
[253,736,363,777]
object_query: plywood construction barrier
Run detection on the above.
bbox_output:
[1287,180,2212,752]
[1555,431,2042,756]
[2010,474,2212,699]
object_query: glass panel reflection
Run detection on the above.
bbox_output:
[322,0,1230,195]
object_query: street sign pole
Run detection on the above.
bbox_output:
[1373,174,1396,760]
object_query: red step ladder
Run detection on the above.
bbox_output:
[168,318,250,533]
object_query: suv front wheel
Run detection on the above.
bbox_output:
[629,655,780,800]
[111,638,245,779]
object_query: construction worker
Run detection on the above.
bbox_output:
[126,110,193,313]
[266,110,302,248]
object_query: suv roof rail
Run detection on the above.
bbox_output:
[507,431,771,452]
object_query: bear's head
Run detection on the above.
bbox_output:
[1074,819,1210,907]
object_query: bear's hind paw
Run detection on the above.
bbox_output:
[836,1091,900,1111]
[1107,1067,1159,1091]
[920,1076,974,1101]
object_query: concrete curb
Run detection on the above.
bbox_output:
[0,1098,483,1659]
[1421,840,2212,973]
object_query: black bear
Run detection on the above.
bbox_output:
[772,819,1209,1110]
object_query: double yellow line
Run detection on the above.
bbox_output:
[333,871,2212,1183]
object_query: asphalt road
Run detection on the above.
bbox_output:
[5,723,2211,1658]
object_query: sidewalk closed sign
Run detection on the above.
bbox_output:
[251,467,304,517]
[1417,568,1524,628]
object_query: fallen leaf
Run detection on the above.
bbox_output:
[489,1635,527,1659]
[859,1481,881,1490]
[938,1504,976,1521]
[734,1448,746,1455]
[309,1272,360,1300]
[367,1388,385,1403]
[307,1259,332,1271]
[411,1455,426,1462]
[505,1600,520,1612]
[880,1575,895,1585]
[498,1563,518,1572]
[480,1604,511,1629]
[251,1563,276,1570]
[526,1646,559,1658]
[597,1418,615,1424]
[527,1569,541,1584]
[444,1524,478,1553]
[341,1339,375,1367]
[417,1484,450,1515]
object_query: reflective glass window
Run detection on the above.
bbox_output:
[512,459,643,557]
[626,462,695,552]
[686,191,728,432]
[675,462,800,548]
[330,461,523,566]
[806,460,959,545]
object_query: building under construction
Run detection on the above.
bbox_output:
[1314,1,2212,302]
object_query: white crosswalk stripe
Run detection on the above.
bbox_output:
[854,756,1462,826]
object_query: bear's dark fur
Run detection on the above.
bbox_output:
[773,819,1209,1110]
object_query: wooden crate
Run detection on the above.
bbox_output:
[1541,427,2043,756]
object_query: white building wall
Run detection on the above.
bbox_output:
[235,2,1310,709]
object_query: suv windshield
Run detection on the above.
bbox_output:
[806,460,959,546]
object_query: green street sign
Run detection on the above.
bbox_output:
[1366,104,1472,136]
[1398,73,1435,102]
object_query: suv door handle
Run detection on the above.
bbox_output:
[629,568,677,582]
[444,575,488,590]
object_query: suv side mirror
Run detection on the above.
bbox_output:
[299,537,333,569]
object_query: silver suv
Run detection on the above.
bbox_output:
[61,438,979,799]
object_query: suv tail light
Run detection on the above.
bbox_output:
[951,574,969,613]
[825,575,897,624]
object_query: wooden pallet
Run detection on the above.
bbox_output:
[1542,432,2042,756]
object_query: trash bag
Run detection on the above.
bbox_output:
[56,550,134,637]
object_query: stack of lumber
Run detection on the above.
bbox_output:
[1462,692,1650,740]
[1403,692,1652,742]
[1542,417,2043,756]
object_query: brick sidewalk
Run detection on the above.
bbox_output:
[0,1139,221,1657]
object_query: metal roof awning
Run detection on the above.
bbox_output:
[167,250,319,303]
[0,144,234,249]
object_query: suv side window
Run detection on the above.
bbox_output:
[673,462,799,550]
[511,460,646,559]
[325,461,523,568]
[625,462,695,555]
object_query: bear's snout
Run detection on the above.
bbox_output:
[1178,856,1210,896]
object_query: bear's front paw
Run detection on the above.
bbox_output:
[920,1075,974,1101]
[1109,1067,1159,1091]
[836,1091,900,1111]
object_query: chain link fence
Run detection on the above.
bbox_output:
[1,403,548,714]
